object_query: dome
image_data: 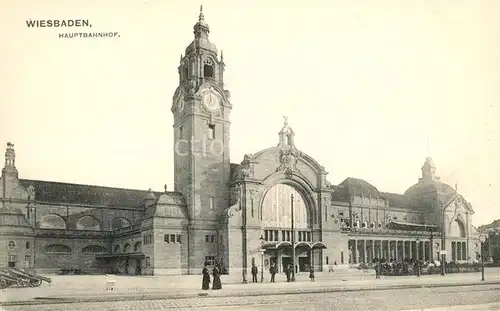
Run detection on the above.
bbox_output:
[0,206,33,234]
[185,6,218,55]
[404,180,456,208]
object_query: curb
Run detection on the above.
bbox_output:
[1,280,499,306]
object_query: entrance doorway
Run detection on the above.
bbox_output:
[298,257,311,272]
[281,257,292,273]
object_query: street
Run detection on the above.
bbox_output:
[2,283,500,311]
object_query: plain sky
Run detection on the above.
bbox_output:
[1,0,498,227]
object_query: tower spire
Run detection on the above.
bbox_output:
[193,5,209,38]
[199,5,204,21]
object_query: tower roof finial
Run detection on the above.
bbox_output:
[199,5,204,22]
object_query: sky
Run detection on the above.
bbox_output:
[0,0,498,227]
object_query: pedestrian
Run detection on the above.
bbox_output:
[309,266,315,282]
[212,264,222,290]
[201,263,210,290]
[285,265,290,282]
[269,264,276,283]
[251,263,258,283]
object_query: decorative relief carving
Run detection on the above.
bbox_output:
[26,185,36,201]
[227,184,242,219]
[276,148,300,178]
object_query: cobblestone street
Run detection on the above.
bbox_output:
[2,284,500,311]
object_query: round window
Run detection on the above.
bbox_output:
[8,241,16,250]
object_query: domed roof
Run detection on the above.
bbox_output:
[0,206,33,234]
[185,6,218,55]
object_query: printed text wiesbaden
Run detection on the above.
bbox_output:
[26,19,91,28]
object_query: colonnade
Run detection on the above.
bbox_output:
[349,239,436,264]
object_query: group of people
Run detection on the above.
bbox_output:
[201,262,222,290]
[251,263,315,283]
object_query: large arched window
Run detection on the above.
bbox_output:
[39,214,67,229]
[111,217,131,230]
[134,241,142,252]
[261,184,310,229]
[76,215,101,231]
[453,219,466,238]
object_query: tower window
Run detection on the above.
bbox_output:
[209,197,214,210]
[208,124,215,139]
[184,67,188,80]
[203,64,214,78]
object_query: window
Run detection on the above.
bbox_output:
[184,67,188,80]
[307,232,311,242]
[170,234,176,243]
[143,234,153,245]
[164,234,170,243]
[82,245,106,253]
[341,251,344,264]
[25,241,30,249]
[205,256,216,266]
[176,234,181,243]
[24,255,31,268]
[208,124,215,139]
[205,235,216,243]
[209,197,214,210]
[203,64,214,78]
[274,230,278,241]
[326,256,329,265]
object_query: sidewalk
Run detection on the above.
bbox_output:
[1,269,499,306]
[403,302,500,311]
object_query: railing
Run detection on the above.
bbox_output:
[35,228,108,238]
[109,223,141,236]
[341,226,441,237]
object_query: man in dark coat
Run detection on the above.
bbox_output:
[269,264,276,283]
[251,263,258,283]
[212,264,222,290]
[285,265,291,282]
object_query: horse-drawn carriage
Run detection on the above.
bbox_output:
[0,267,52,289]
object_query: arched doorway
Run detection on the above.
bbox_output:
[260,183,319,273]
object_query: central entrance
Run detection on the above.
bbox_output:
[261,183,315,273]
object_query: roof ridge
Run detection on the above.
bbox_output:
[20,178,160,193]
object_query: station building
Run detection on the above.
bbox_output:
[0,9,481,277]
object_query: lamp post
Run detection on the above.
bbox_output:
[479,234,487,282]
[259,235,265,283]
[416,237,421,277]
[290,194,296,282]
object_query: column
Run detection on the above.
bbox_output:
[363,240,367,263]
[395,241,399,261]
[354,240,359,264]
[402,241,406,260]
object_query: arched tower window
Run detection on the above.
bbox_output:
[261,183,310,229]
[204,64,214,78]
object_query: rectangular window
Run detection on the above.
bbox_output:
[307,232,311,242]
[210,235,216,243]
[164,234,169,243]
[24,255,31,268]
[205,256,216,267]
[286,231,290,241]
[205,235,210,243]
[209,197,214,210]
[265,230,269,241]
[208,124,215,139]
[274,230,278,241]
[170,234,176,243]
[451,242,456,261]
[177,234,181,243]
[462,242,467,261]
[281,231,285,241]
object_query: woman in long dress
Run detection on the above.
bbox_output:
[212,265,222,290]
[201,264,210,290]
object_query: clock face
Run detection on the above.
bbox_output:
[202,91,220,111]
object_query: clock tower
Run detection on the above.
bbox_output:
[171,6,231,271]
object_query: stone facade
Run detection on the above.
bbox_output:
[0,8,482,277]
